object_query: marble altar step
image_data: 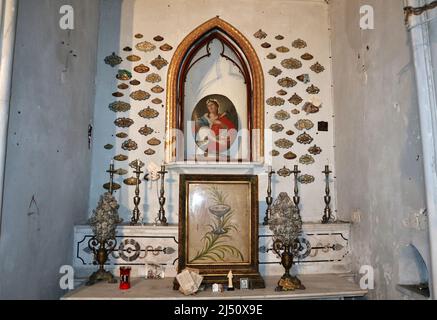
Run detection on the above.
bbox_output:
[62,274,367,300]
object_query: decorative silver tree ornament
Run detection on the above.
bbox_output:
[86,192,123,285]
[269,192,308,291]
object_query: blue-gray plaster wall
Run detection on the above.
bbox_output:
[0,0,100,299]
[331,0,430,299]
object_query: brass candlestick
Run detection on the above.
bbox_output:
[131,162,143,225]
[103,161,120,194]
[263,166,275,225]
[291,165,301,214]
[156,164,168,226]
[322,165,333,224]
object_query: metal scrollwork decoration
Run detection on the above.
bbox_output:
[86,193,123,285]
[310,62,325,74]
[130,90,150,101]
[114,118,134,128]
[267,53,277,60]
[268,67,282,78]
[308,145,322,155]
[299,154,315,165]
[112,92,124,98]
[284,151,297,160]
[267,96,285,106]
[136,41,156,52]
[118,239,141,262]
[152,98,163,105]
[109,101,131,113]
[278,166,292,178]
[306,84,320,94]
[274,110,290,121]
[160,43,173,51]
[134,64,150,73]
[116,69,132,81]
[270,150,280,157]
[270,123,284,133]
[126,55,141,62]
[104,52,122,67]
[150,55,169,70]
[297,132,314,145]
[138,107,159,119]
[254,29,267,39]
[139,125,154,136]
[295,119,314,131]
[269,193,306,291]
[151,85,164,93]
[275,138,294,149]
[146,73,162,83]
[276,46,290,53]
[278,77,297,88]
[298,174,315,184]
[303,102,320,114]
[122,139,138,151]
[289,93,303,106]
[297,74,310,84]
[292,38,307,49]
[281,58,302,70]
[301,53,314,61]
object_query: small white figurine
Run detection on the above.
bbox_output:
[212,283,220,293]
[227,270,234,291]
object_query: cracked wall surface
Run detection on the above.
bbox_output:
[331,0,430,299]
[0,0,100,299]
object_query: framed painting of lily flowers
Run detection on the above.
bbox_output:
[176,174,265,289]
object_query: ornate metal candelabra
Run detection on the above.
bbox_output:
[269,193,307,291]
[291,165,301,214]
[131,161,144,225]
[156,164,168,226]
[87,192,123,285]
[322,165,333,224]
[263,166,275,225]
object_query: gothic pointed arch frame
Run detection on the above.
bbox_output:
[165,17,264,163]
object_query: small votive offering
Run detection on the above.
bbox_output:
[240,278,250,290]
[119,266,131,290]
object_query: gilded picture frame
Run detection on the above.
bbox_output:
[176,174,264,289]
[165,17,265,164]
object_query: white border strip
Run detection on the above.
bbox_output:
[406,0,437,299]
[0,0,18,232]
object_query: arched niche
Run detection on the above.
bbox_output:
[165,17,264,163]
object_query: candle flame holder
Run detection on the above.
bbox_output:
[156,165,168,226]
[263,167,275,225]
[131,161,144,225]
[322,165,334,224]
[291,165,301,215]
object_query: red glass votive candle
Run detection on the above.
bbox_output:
[119,266,131,290]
